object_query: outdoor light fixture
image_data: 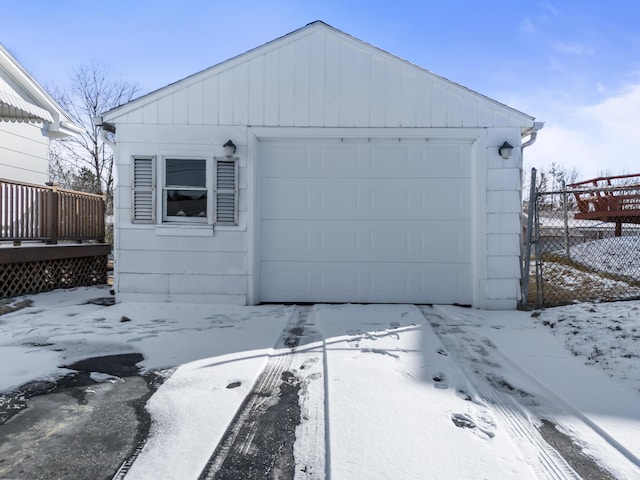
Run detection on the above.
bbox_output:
[223,140,237,157]
[498,141,513,160]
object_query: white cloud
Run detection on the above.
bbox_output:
[525,83,640,180]
[539,1,561,20]
[519,18,536,35]
[553,42,594,55]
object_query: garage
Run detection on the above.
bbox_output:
[258,137,474,304]
[106,21,539,308]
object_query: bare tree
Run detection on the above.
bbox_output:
[50,62,140,212]
[522,163,581,211]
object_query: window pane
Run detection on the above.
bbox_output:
[166,189,207,217]
[166,159,206,187]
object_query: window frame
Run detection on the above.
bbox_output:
[161,156,212,224]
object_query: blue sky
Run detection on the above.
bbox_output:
[3,1,640,179]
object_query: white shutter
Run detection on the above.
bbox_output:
[132,157,155,224]
[215,158,238,225]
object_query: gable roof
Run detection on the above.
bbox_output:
[103,21,535,129]
[0,43,83,137]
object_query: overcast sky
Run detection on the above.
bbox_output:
[3,1,639,180]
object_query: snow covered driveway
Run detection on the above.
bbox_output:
[122,303,640,480]
[1,288,640,479]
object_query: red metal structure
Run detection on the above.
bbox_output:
[569,174,640,236]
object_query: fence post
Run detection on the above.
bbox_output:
[522,168,537,307]
[99,192,106,243]
[45,183,59,244]
[562,181,571,261]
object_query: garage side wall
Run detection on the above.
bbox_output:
[482,128,523,309]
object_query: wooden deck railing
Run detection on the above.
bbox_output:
[567,174,640,236]
[0,178,105,243]
[568,174,640,217]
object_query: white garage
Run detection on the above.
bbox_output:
[103,21,541,309]
[257,137,473,304]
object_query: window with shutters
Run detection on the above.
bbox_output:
[132,154,238,226]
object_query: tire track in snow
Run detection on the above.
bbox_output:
[198,305,325,480]
[418,306,581,480]
[426,306,640,479]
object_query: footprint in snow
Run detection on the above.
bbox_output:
[451,413,495,439]
[432,372,449,389]
[299,357,319,370]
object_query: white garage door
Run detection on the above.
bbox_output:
[257,138,473,304]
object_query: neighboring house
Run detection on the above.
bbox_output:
[0,43,82,184]
[102,21,541,309]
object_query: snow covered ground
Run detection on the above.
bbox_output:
[569,236,640,281]
[1,287,639,479]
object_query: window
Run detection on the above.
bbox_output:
[131,154,239,226]
[163,158,208,222]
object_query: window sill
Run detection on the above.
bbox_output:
[154,224,214,237]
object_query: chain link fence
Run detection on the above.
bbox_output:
[523,174,640,308]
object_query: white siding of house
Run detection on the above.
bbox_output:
[113,125,249,304]
[483,128,524,309]
[0,61,51,184]
[107,28,532,130]
[0,121,49,184]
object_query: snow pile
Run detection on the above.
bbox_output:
[534,301,640,391]
[541,261,640,304]
[570,236,640,280]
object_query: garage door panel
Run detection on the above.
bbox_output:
[319,144,361,168]
[259,261,472,304]
[319,187,359,211]
[261,178,470,220]
[260,141,471,179]
[260,220,471,263]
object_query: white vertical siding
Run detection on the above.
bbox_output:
[354,49,372,126]
[203,75,220,125]
[278,42,295,126]
[247,56,264,125]
[308,32,326,126]
[109,27,533,130]
[339,42,357,126]
[263,49,280,126]
[218,67,235,125]
[293,36,310,126]
[188,82,204,125]
[233,62,249,125]
[400,70,417,127]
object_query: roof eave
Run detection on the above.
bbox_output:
[0,43,83,137]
